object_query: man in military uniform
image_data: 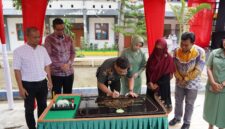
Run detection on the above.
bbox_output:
[96,56,137,98]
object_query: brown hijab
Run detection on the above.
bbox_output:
[146,38,175,83]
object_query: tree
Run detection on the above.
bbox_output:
[115,0,146,51]
[64,19,75,40]
[169,0,211,44]
[12,0,22,10]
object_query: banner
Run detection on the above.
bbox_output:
[215,1,225,32]
[0,0,5,44]
[188,0,216,48]
[22,0,48,44]
[143,0,166,54]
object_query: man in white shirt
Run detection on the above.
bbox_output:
[171,33,178,50]
[13,27,52,129]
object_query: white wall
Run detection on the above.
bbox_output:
[85,1,117,10]
[164,18,178,34]
[7,18,24,51]
[49,17,83,33]
[89,17,115,49]
[4,0,118,10]
[6,18,48,52]
[6,17,115,51]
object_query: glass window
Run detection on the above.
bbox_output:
[95,23,109,40]
[175,24,180,41]
[175,24,180,36]
[16,24,24,41]
[164,24,171,38]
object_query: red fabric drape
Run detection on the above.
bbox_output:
[188,0,216,48]
[22,0,48,44]
[0,0,5,44]
[143,0,166,54]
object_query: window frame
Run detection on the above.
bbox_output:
[16,23,24,41]
[95,23,109,40]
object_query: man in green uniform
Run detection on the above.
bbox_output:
[96,56,137,98]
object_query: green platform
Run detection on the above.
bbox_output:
[38,95,168,129]
[44,96,81,120]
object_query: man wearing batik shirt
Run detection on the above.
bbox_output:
[44,18,75,95]
[169,32,205,129]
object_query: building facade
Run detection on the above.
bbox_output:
[2,0,180,52]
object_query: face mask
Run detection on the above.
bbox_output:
[155,48,164,56]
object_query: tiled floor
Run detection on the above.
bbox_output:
[168,93,208,129]
[0,93,209,129]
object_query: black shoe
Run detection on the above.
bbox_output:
[181,123,190,129]
[169,118,181,126]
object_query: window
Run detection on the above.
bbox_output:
[95,23,109,40]
[175,24,180,36]
[175,24,180,41]
[164,24,171,38]
[16,24,24,41]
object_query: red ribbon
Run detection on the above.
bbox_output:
[0,0,5,44]
[143,0,166,54]
[22,0,48,44]
[188,0,216,48]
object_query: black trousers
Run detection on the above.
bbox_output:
[22,79,48,129]
[146,74,172,105]
[98,80,121,97]
[51,74,74,95]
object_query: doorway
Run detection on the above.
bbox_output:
[72,23,84,48]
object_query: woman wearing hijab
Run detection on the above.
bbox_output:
[203,39,225,129]
[146,38,175,108]
[120,35,146,95]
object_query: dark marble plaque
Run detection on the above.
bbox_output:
[76,95,166,118]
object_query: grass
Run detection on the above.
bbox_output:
[76,50,118,57]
